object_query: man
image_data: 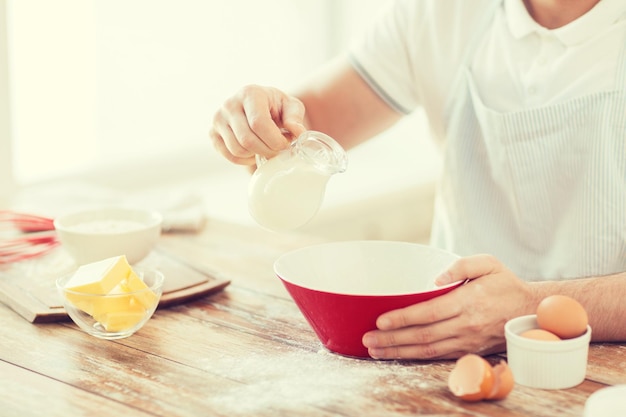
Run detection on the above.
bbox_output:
[210,0,626,359]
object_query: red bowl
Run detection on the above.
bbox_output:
[274,240,463,358]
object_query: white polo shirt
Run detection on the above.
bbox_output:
[350,0,626,142]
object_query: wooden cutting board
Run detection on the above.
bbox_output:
[0,245,230,323]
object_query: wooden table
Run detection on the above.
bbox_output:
[0,219,624,416]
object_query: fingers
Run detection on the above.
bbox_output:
[280,100,307,138]
[363,297,461,358]
[366,338,467,360]
[209,84,306,166]
[363,317,505,360]
[210,109,256,165]
[239,92,291,154]
[366,340,505,361]
[361,257,502,360]
[363,322,458,359]
[361,293,464,359]
[241,88,306,147]
[361,254,519,360]
[375,290,462,331]
[435,254,503,286]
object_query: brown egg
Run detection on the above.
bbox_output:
[520,328,561,341]
[536,295,588,339]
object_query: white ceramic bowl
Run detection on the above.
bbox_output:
[505,314,591,389]
[54,208,163,265]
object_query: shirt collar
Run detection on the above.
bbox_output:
[505,0,626,46]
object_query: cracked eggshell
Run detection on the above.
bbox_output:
[487,360,515,400]
[448,354,495,402]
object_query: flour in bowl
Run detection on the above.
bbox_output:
[67,220,146,234]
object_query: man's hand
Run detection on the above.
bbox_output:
[362,254,537,360]
[209,84,307,166]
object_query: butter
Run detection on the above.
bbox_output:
[117,272,158,309]
[93,294,146,331]
[65,256,134,294]
[63,255,158,332]
[95,310,147,332]
[69,292,134,317]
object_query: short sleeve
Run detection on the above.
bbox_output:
[349,0,498,130]
[349,0,426,115]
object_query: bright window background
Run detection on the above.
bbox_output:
[3,0,442,230]
[0,1,11,198]
[5,0,393,184]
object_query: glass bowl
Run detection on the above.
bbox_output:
[56,268,164,339]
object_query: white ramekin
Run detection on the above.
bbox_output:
[505,314,591,389]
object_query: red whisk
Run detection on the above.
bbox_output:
[0,210,59,263]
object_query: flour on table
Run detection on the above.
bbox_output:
[203,346,431,415]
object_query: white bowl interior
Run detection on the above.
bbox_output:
[274,241,459,296]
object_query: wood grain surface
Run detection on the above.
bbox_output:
[0,244,230,323]
[0,218,624,417]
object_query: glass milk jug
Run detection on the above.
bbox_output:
[248,130,348,231]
